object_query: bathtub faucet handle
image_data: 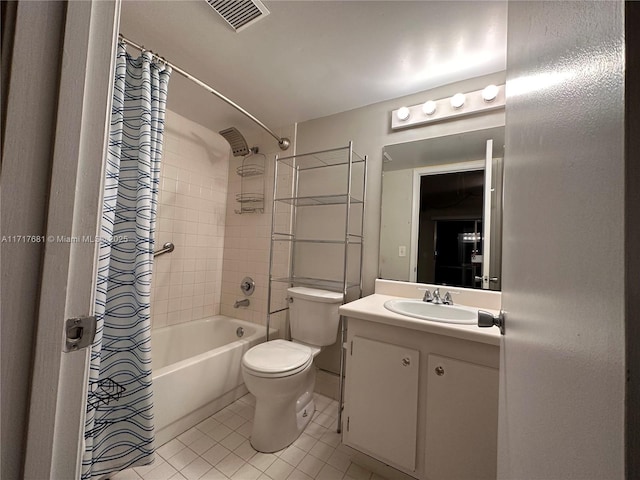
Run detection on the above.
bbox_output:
[240,277,255,296]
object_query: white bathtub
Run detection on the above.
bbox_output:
[152,315,275,446]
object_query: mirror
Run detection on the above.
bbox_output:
[379,126,504,290]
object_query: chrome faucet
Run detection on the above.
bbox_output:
[422,289,432,302]
[431,288,443,304]
[442,291,454,305]
[234,298,250,308]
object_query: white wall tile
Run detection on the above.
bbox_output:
[152,115,297,332]
[150,110,230,329]
[220,129,295,329]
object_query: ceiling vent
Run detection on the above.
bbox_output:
[206,0,270,32]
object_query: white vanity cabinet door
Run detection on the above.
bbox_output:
[344,336,419,472]
[425,354,499,480]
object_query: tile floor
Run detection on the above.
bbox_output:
[111,393,388,480]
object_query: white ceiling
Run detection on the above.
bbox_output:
[119,1,507,135]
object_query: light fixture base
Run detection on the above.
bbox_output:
[391,85,505,130]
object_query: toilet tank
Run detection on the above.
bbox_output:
[288,287,343,347]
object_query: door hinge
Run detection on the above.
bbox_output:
[350,340,353,356]
[347,416,350,431]
[64,315,97,352]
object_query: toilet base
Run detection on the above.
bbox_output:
[249,379,316,453]
[296,396,315,434]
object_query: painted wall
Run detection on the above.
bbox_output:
[380,169,413,280]
[499,1,625,478]
[296,72,506,296]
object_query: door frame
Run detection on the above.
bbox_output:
[409,160,484,282]
[18,1,120,478]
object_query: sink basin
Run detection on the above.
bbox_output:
[383,299,477,324]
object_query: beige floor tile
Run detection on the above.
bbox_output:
[248,452,277,472]
[297,454,324,478]
[279,444,306,467]
[234,439,258,461]
[216,452,245,478]
[316,463,345,480]
[345,463,372,480]
[201,444,232,466]
[158,439,187,460]
[230,463,261,480]
[180,457,213,480]
[264,458,295,480]
[147,394,396,480]
[308,441,335,462]
[286,468,314,480]
[166,448,198,471]
[220,431,245,451]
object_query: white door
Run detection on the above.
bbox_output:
[498,1,625,479]
[16,2,121,478]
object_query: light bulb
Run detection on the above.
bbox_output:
[422,100,436,115]
[450,93,465,109]
[482,84,499,102]
[397,106,410,121]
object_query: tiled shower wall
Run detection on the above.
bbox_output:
[150,110,231,329]
[220,126,296,335]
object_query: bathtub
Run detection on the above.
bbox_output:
[152,315,275,446]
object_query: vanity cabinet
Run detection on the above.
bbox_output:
[342,316,499,480]
[425,354,498,480]
[346,336,419,471]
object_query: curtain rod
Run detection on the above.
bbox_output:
[118,34,291,151]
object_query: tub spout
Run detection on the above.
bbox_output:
[234,298,250,308]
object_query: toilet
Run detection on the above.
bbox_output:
[241,287,343,452]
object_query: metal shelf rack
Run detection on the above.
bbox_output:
[235,149,266,214]
[266,141,367,434]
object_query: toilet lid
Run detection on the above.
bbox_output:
[243,340,312,378]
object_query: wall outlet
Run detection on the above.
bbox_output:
[398,246,406,257]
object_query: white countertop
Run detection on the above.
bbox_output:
[339,293,501,346]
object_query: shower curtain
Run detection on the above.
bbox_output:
[82,43,171,479]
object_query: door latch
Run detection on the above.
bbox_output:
[64,315,97,352]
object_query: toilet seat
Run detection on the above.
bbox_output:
[242,340,313,378]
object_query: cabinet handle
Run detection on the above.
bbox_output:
[402,357,411,367]
[435,366,445,376]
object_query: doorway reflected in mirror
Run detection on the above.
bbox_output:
[416,169,485,287]
[379,126,503,290]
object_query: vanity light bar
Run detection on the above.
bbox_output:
[391,84,505,130]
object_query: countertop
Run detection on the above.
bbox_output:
[339,293,501,346]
